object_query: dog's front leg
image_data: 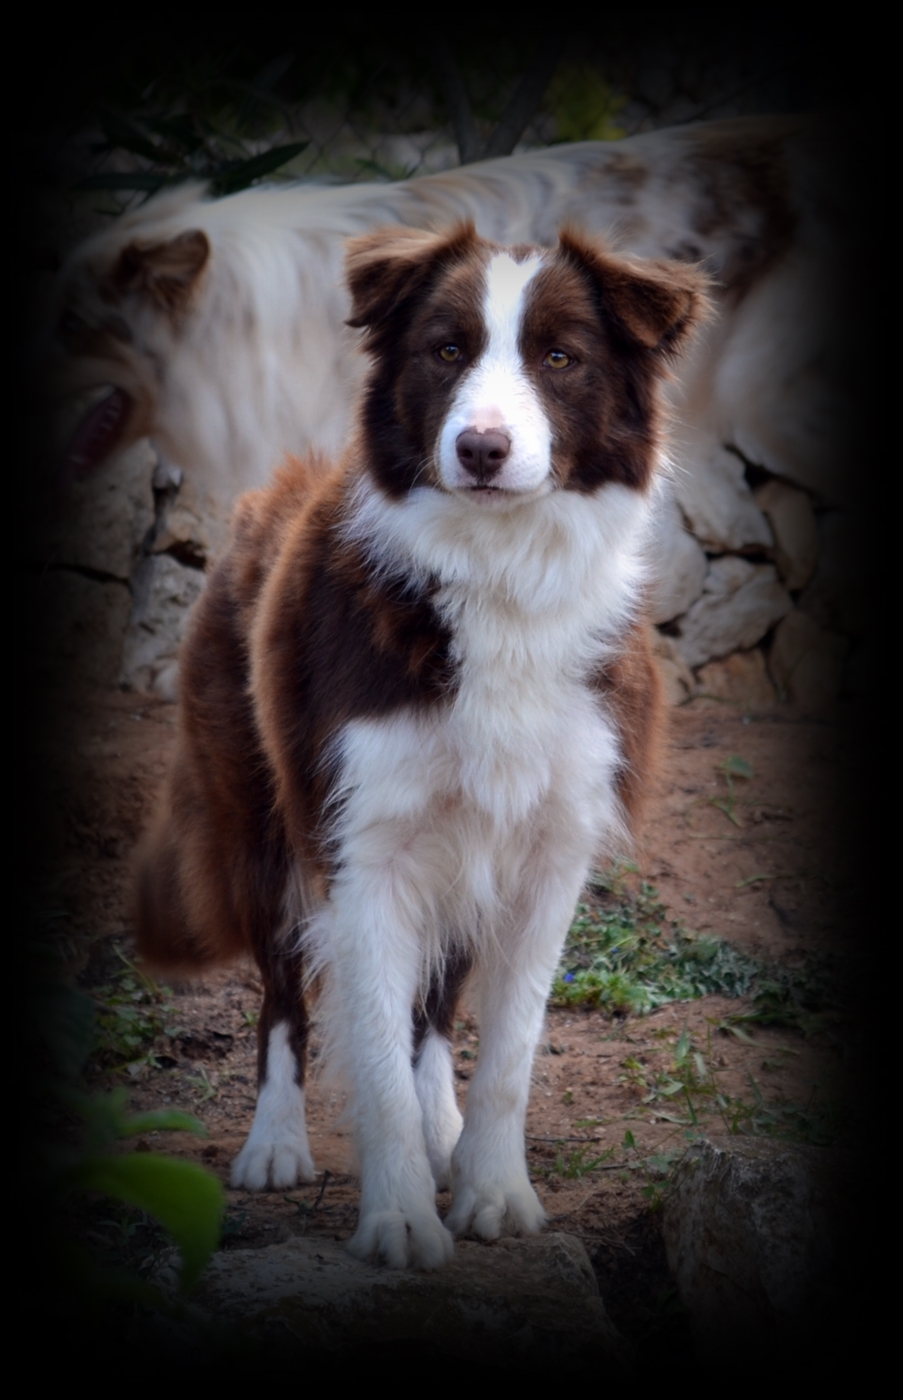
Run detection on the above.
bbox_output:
[445,858,588,1241]
[328,868,455,1270]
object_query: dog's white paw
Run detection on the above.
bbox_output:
[230,1133,316,1191]
[347,1209,455,1270]
[445,1175,546,1240]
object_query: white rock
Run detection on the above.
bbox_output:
[675,559,792,668]
[32,438,156,581]
[695,648,778,709]
[120,554,205,695]
[651,630,697,706]
[647,488,707,625]
[754,479,819,590]
[669,433,774,553]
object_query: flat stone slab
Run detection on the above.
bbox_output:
[182,1231,628,1368]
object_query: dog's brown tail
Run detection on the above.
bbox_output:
[133,819,230,972]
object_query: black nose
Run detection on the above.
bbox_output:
[455,428,511,482]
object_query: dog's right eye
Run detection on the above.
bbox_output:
[437,344,462,363]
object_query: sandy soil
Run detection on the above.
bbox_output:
[31,682,864,1352]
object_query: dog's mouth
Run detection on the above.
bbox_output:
[61,385,133,482]
[459,479,552,504]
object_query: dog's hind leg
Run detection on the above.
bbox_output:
[231,928,316,1191]
[413,948,471,1190]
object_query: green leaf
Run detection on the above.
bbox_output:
[722,755,753,780]
[211,142,308,195]
[71,1154,224,1290]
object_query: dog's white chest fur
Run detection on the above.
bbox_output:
[330,477,651,947]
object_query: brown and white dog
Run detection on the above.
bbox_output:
[136,222,707,1268]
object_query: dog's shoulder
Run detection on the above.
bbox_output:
[226,454,342,610]
[177,454,344,708]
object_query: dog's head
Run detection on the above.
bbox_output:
[346,223,709,504]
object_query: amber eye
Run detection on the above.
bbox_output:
[437,344,462,363]
[543,349,571,369]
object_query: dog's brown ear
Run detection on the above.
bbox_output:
[559,228,710,356]
[111,229,210,311]
[346,222,477,330]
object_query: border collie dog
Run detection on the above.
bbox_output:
[136,222,707,1269]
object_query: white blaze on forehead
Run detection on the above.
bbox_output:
[438,250,552,495]
[482,251,543,363]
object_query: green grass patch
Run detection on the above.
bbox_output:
[552,877,762,1016]
[87,945,176,1075]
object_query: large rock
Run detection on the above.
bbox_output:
[651,630,696,706]
[120,553,205,697]
[753,478,819,591]
[663,1138,853,1369]
[647,488,707,625]
[28,567,132,687]
[768,609,849,708]
[797,509,863,637]
[149,456,233,568]
[30,437,156,581]
[674,557,792,669]
[695,647,778,709]
[668,427,774,553]
[179,1232,627,1368]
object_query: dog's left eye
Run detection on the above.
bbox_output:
[543,349,571,369]
[437,344,462,363]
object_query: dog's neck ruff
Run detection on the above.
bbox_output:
[343,472,652,636]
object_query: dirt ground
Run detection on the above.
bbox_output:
[31,679,867,1356]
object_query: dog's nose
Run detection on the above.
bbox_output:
[456,428,511,481]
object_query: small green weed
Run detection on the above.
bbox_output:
[710,754,754,827]
[723,956,843,1039]
[553,1143,615,1178]
[89,946,175,1074]
[552,875,761,1016]
[186,1066,218,1102]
